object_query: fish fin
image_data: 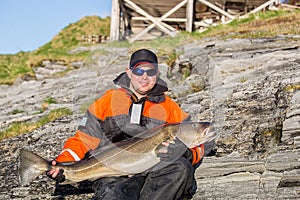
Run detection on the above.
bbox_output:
[18,148,49,186]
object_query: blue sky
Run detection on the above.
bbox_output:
[0,0,111,54]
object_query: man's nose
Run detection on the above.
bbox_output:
[141,72,148,78]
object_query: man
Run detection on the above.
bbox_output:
[48,49,204,199]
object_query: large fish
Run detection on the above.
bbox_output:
[18,122,215,186]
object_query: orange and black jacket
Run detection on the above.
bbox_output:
[56,72,204,166]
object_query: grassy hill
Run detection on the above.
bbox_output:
[0,16,110,84]
[0,9,299,85]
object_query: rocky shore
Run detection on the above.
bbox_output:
[0,35,299,199]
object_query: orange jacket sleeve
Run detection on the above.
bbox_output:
[56,130,101,162]
[190,144,205,166]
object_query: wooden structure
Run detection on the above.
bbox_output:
[81,35,109,44]
[110,0,280,43]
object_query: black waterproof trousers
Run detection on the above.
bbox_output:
[92,157,196,200]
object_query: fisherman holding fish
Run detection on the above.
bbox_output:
[46,49,208,199]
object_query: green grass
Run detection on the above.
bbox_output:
[0,52,34,84]
[0,16,110,84]
[1,10,299,85]
[0,108,72,140]
[43,97,57,104]
[11,109,25,115]
[39,97,58,113]
[200,9,300,39]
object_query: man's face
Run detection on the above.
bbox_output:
[127,62,158,96]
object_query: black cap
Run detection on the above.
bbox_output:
[129,49,158,70]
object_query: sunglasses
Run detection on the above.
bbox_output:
[132,68,157,76]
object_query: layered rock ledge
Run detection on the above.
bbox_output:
[0,35,299,199]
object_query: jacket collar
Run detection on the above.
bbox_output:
[113,72,168,103]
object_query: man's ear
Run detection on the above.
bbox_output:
[126,67,132,79]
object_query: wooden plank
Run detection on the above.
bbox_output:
[186,0,194,32]
[124,0,174,36]
[132,17,187,22]
[246,0,270,6]
[129,0,187,18]
[110,0,120,41]
[248,0,277,14]
[129,0,188,28]
[125,8,177,32]
[281,3,300,9]
[131,8,187,18]
[128,0,188,43]
[130,0,184,6]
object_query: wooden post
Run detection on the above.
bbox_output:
[110,0,120,41]
[186,0,194,33]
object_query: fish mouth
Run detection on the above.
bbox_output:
[195,122,216,147]
[201,126,216,146]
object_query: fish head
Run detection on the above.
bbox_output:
[175,122,216,148]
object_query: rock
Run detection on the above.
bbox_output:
[173,36,300,158]
[282,90,300,146]
[0,36,300,199]
[194,149,300,199]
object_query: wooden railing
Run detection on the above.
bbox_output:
[81,35,109,44]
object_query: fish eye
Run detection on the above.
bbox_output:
[192,123,198,128]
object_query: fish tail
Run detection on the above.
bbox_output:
[18,148,50,186]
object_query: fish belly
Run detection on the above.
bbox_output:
[102,151,160,174]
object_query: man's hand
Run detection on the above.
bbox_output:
[157,137,191,162]
[47,160,65,184]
